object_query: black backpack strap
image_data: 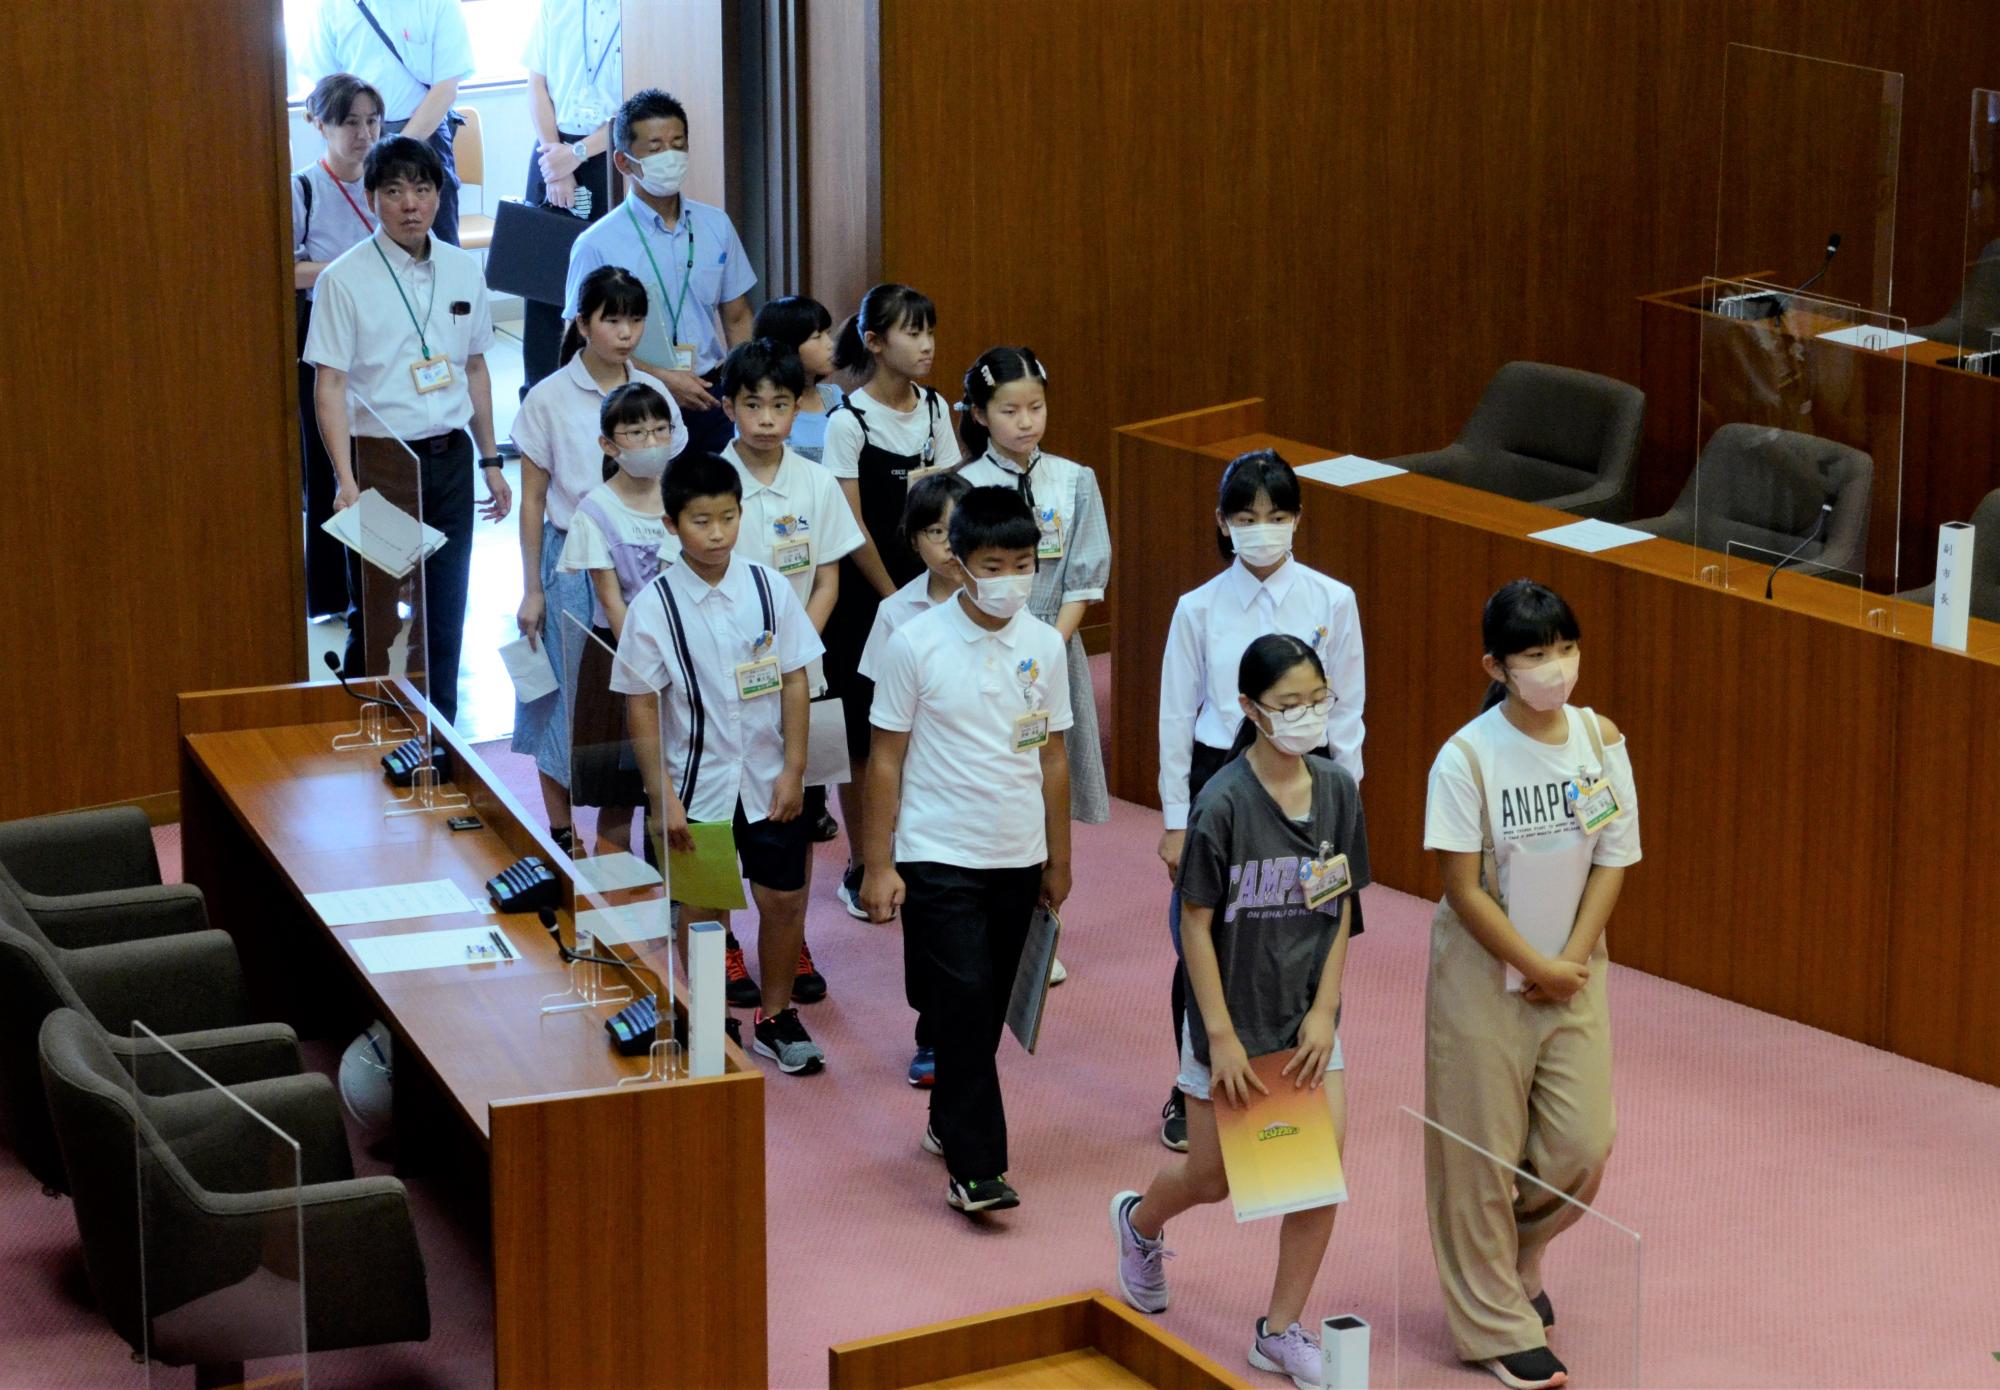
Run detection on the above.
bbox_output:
[353,0,417,77]
[296,172,313,246]
[650,573,705,810]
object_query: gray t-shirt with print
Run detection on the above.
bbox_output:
[1176,753,1370,1067]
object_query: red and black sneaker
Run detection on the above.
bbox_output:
[724,932,760,1008]
[792,941,828,1004]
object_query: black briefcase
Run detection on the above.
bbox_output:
[484,198,591,306]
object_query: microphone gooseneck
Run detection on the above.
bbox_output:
[325,651,399,711]
[1766,502,1834,600]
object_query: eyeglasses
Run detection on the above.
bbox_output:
[613,424,676,444]
[917,525,950,544]
[1257,695,1335,724]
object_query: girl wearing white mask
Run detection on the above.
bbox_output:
[1111,634,1369,1390]
[1152,450,1366,1151]
[1419,580,1640,1390]
[558,383,684,853]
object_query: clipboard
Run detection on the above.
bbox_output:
[1005,906,1062,1054]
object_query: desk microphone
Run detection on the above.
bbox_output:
[324,651,400,712]
[1765,502,1834,599]
[1789,232,1843,302]
[538,906,626,970]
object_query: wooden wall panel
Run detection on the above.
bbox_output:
[0,0,304,820]
[801,0,881,320]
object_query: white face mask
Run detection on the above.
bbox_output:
[627,148,689,197]
[1254,700,1330,756]
[1230,521,1294,567]
[616,444,673,480]
[1507,652,1579,712]
[963,571,1034,620]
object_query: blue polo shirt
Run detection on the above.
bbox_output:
[563,194,756,375]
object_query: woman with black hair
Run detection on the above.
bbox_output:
[1420,579,1641,1390]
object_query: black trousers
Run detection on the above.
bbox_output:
[295,296,351,619]
[342,430,475,727]
[384,114,460,246]
[521,135,615,394]
[900,861,1042,1181]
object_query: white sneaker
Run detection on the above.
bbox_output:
[1048,955,1068,986]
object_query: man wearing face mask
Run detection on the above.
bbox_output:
[562,88,757,458]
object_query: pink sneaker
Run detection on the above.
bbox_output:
[1248,1318,1323,1390]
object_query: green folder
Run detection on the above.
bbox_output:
[667,821,746,910]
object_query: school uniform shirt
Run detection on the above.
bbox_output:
[562,194,756,375]
[1156,557,1366,831]
[869,599,1072,869]
[523,0,624,134]
[1423,704,1642,936]
[303,230,495,440]
[609,553,823,824]
[722,440,864,691]
[558,482,679,628]
[822,382,961,480]
[1176,754,1370,1067]
[292,161,376,301]
[303,0,476,124]
[857,572,954,681]
[952,450,1110,607]
[512,355,682,531]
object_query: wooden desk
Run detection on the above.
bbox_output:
[176,680,766,1388]
[1637,277,2000,593]
[1108,401,2000,1086]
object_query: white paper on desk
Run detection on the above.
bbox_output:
[570,851,662,893]
[352,925,519,975]
[307,878,482,927]
[805,698,852,787]
[498,635,559,704]
[1529,519,1656,554]
[321,489,448,579]
[1295,455,1408,488]
[1501,849,1591,993]
[577,902,673,946]
[1817,324,1925,351]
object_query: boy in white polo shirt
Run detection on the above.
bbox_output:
[613,452,827,1075]
[862,486,1073,1214]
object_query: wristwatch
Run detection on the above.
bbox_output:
[479,456,504,470]
[570,139,590,163]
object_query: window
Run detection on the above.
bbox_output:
[284,0,540,104]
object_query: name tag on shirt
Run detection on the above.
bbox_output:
[411,354,454,394]
[1012,709,1051,752]
[771,517,812,576]
[1566,778,1622,835]
[670,342,696,372]
[1036,507,1064,560]
[1301,852,1351,910]
[735,655,782,699]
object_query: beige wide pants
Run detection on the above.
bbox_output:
[1422,896,1616,1361]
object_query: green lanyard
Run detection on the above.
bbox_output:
[370,236,440,359]
[627,201,695,348]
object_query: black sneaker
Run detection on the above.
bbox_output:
[1529,1289,1554,1328]
[751,1007,825,1075]
[1479,1346,1568,1389]
[1160,1090,1189,1152]
[946,1174,1019,1213]
[724,932,760,1008]
[810,809,841,842]
[792,942,827,1004]
[549,825,575,856]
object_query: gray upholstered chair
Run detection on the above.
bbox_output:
[1895,488,2000,622]
[0,806,208,943]
[1913,238,2000,350]
[1627,422,1874,577]
[39,1008,429,1379]
[1384,361,1647,520]
[0,879,276,1193]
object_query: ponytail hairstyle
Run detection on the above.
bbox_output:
[1226,634,1327,760]
[1214,449,1303,560]
[560,265,650,368]
[306,72,385,129]
[1478,579,1581,712]
[598,381,677,482]
[957,346,1048,462]
[832,282,937,377]
[752,294,833,352]
[898,470,972,556]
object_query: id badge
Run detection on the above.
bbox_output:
[773,539,812,575]
[1300,851,1352,910]
[670,342,696,372]
[735,655,782,699]
[1012,708,1051,752]
[1035,507,1064,560]
[1567,778,1622,835]
[411,354,454,394]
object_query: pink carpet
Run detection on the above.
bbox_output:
[11,657,1999,1387]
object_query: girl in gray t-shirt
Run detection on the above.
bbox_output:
[1109,634,1370,1390]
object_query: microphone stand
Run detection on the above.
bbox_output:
[1766,503,1834,600]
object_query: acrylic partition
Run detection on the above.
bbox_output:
[1691,278,1909,622]
[1713,44,1904,313]
[1394,1105,1640,1389]
[1913,90,2000,369]
[129,1023,305,1389]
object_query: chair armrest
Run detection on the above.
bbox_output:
[0,807,161,895]
[64,930,249,1036]
[1539,476,1628,520]
[31,884,209,949]
[1378,446,1461,475]
[149,1073,353,1190]
[117,1023,303,1092]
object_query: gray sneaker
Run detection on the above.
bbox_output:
[1248,1319,1323,1390]
[1110,1190,1170,1313]
[752,1007,824,1075]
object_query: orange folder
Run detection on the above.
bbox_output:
[1212,1049,1348,1222]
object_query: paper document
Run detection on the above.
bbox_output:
[577,902,673,946]
[569,850,662,893]
[805,699,852,787]
[667,821,747,910]
[1817,324,1925,352]
[1500,848,1591,992]
[1005,907,1063,1054]
[1214,1050,1348,1222]
[307,878,482,927]
[352,925,519,975]
[498,635,559,704]
[1295,455,1407,488]
[1529,519,1656,554]
[321,489,448,579]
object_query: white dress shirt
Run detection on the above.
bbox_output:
[858,572,953,681]
[870,599,1073,869]
[512,353,683,530]
[303,230,495,440]
[523,0,624,134]
[303,0,476,123]
[1156,557,1366,830]
[722,440,865,695]
[610,555,823,824]
[563,195,757,375]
